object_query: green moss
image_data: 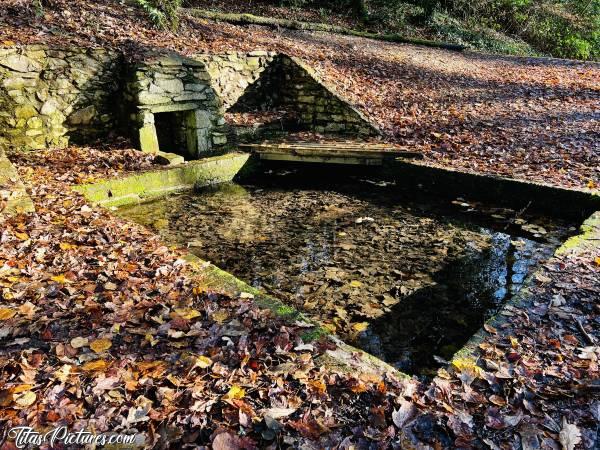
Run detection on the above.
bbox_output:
[300,328,328,342]
[555,212,600,256]
[275,304,297,317]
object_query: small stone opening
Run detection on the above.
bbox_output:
[154,111,189,158]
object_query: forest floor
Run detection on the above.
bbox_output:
[2,0,599,190]
[0,0,599,448]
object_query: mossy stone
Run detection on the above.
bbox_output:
[15,105,38,120]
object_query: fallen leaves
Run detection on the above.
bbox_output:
[223,385,246,400]
[70,336,89,348]
[0,3,597,445]
[90,338,112,353]
[14,391,36,407]
[392,400,416,428]
[0,308,16,320]
[194,355,213,369]
[81,360,109,372]
[559,418,581,450]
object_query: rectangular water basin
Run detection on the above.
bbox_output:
[117,168,575,376]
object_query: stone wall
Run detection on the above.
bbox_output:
[207,53,378,136]
[0,45,378,154]
[0,45,121,150]
[279,56,377,136]
[193,51,276,110]
[124,52,227,157]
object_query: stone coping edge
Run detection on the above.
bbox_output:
[452,210,600,363]
[72,153,250,208]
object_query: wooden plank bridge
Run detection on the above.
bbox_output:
[239,141,423,165]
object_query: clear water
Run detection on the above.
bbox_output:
[117,171,571,375]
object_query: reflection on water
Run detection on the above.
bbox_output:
[118,175,567,375]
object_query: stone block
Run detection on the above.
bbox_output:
[325,123,345,132]
[15,104,38,120]
[68,105,96,125]
[298,95,316,103]
[173,93,206,102]
[155,77,184,93]
[212,133,227,146]
[2,77,25,89]
[247,57,261,68]
[138,92,172,105]
[26,117,43,129]
[0,54,41,72]
[147,103,198,113]
[139,124,159,153]
[154,151,185,166]
[185,83,206,92]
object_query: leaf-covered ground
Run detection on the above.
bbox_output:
[1,0,599,447]
[1,145,599,448]
[2,0,599,190]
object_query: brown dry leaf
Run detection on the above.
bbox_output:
[489,395,506,406]
[15,391,36,407]
[81,360,108,372]
[0,308,16,320]
[17,301,37,318]
[70,336,89,349]
[12,384,33,394]
[173,308,201,320]
[195,355,213,369]
[559,418,581,450]
[392,399,416,428]
[90,338,112,353]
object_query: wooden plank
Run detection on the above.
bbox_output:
[241,142,396,150]
[258,152,384,165]
[239,142,422,159]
